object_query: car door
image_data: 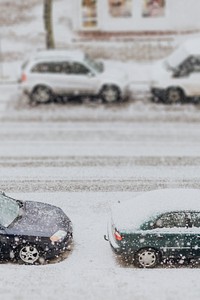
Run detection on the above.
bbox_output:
[63,61,100,95]
[184,71,200,96]
[188,212,200,257]
[148,212,192,258]
[0,227,11,259]
[30,61,68,93]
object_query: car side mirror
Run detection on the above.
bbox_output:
[0,225,6,232]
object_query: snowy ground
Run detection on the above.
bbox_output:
[0,86,200,300]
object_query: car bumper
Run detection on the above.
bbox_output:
[44,234,73,259]
[107,221,122,254]
[121,85,132,100]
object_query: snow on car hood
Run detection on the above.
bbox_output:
[7,201,70,237]
[112,189,200,232]
[102,59,171,84]
[102,60,152,83]
[101,61,128,83]
[150,59,172,82]
[127,62,153,83]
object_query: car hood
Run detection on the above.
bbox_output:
[100,61,128,83]
[102,60,156,83]
[7,201,70,237]
[100,59,173,84]
[150,59,173,82]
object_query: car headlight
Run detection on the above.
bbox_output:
[50,230,67,242]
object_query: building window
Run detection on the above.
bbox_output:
[82,0,98,28]
[108,0,132,18]
[142,0,165,18]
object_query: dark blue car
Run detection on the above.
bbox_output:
[0,192,72,264]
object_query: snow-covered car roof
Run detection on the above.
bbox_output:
[112,189,200,231]
[29,49,85,62]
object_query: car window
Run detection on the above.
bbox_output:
[0,194,19,227]
[175,56,200,77]
[31,63,51,73]
[70,62,90,75]
[155,212,187,228]
[174,56,194,77]
[62,62,72,74]
[85,54,104,73]
[31,62,64,74]
[190,212,200,227]
[190,56,200,73]
[50,63,63,73]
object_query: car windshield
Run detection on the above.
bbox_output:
[0,194,20,227]
[162,60,174,71]
[84,54,104,73]
[164,46,189,70]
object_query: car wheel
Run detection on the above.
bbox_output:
[165,87,185,104]
[135,248,161,268]
[30,86,54,104]
[18,244,44,265]
[100,85,121,103]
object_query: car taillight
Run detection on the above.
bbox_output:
[21,73,27,82]
[114,229,122,241]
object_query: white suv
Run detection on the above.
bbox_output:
[20,50,128,104]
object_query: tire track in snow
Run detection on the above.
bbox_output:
[1,179,200,192]
[0,156,200,167]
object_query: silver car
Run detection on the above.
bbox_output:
[20,50,129,104]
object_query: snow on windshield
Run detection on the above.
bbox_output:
[0,195,19,227]
[165,46,189,69]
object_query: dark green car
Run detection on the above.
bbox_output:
[106,189,200,268]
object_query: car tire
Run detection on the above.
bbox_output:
[100,85,121,103]
[165,87,185,104]
[17,244,45,265]
[134,248,161,268]
[30,85,54,104]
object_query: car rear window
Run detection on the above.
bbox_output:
[155,212,187,228]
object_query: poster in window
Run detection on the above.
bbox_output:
[108,0,132,18]
[82,0,97,28]
[142,0,165,18]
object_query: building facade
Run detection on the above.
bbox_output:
[72,0,200,38]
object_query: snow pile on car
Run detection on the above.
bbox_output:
[111,188,200,231]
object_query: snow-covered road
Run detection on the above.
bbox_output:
[2,192,200,300]
[1,87,200,299]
